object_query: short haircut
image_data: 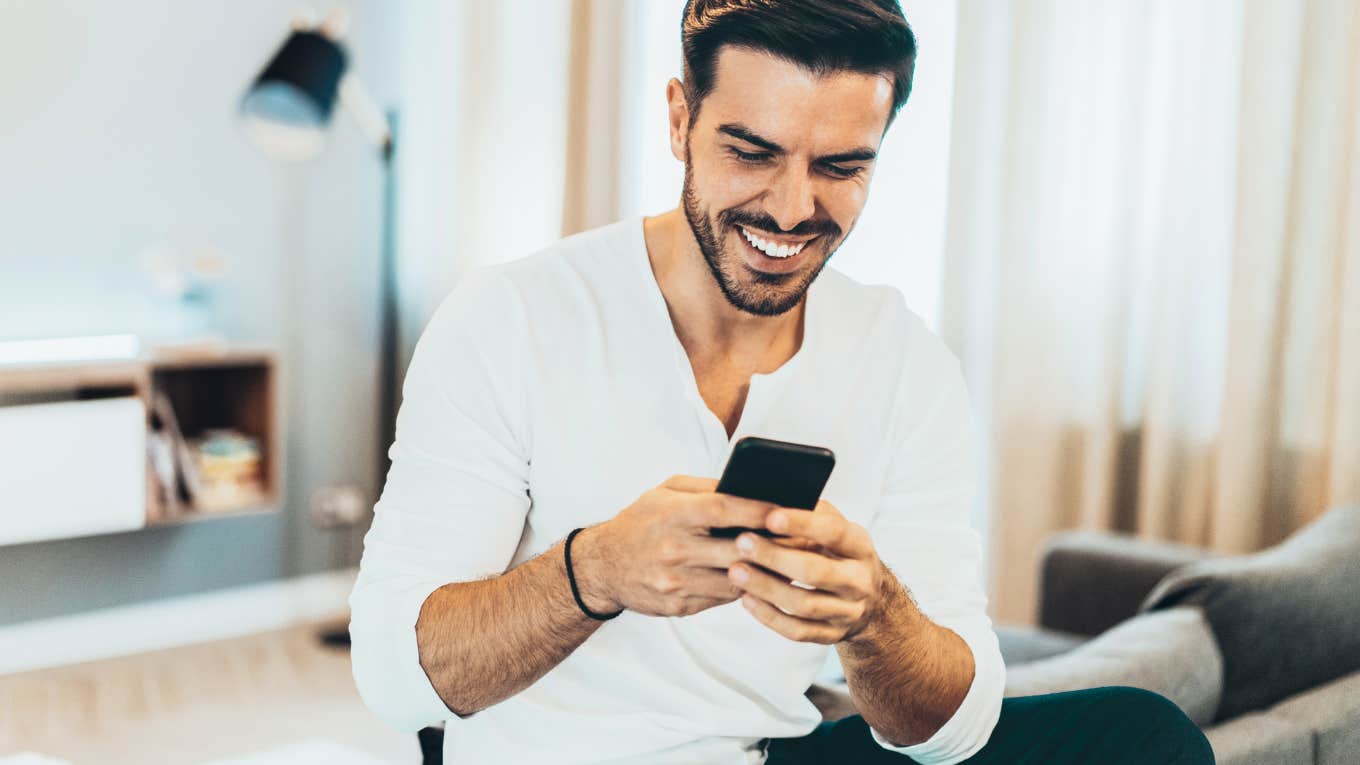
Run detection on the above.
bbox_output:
[681,0,917,129]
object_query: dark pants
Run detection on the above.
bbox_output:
[762,686,1215,764]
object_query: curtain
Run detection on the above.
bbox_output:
[940,0,1360,624]
[391,0,661,370]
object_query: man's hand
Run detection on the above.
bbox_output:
[574,475,780,618]
[727,500,887,644]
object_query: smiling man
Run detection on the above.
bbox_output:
[349,2,1214,764]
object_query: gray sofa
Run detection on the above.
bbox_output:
[811,504,1360,765]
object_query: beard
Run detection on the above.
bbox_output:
[680,144,845,317]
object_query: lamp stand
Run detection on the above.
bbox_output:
[319,108,399,649]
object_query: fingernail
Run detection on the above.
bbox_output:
[768,512,787,532]
[742,595,757,610]
[730,566,748,584]
[737,534,755,553]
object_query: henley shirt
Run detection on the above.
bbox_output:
[349,215,1005,764]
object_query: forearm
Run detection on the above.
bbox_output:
[415,525,615,715]
[837,563,975,747]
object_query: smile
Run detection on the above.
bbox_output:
[739,226,813,259]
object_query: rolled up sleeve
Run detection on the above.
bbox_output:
[864,317,1004,764]
[348,267,533,733]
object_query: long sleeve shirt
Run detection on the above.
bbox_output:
[349,215,1005,764]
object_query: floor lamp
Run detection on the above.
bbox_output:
[240,10,398,647]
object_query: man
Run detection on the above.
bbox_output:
[350,1,1215,763]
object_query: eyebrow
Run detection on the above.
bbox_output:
[716,122,877,164]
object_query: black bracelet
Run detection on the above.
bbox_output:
[564,527,623,621]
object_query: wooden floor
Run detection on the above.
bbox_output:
[0,621,421,765]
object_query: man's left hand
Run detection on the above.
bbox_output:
[728,500,885,644]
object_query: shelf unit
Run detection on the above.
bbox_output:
[0,346,280,544]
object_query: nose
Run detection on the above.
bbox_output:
[765,161,816,232]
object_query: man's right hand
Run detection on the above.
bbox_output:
[570,475,779,618]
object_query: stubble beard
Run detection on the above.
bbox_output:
[679,145,841,318]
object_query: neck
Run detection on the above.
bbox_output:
[642,209,805,373]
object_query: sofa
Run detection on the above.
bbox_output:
[812,504,1360,765]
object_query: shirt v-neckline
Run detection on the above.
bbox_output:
[628,216,819,452]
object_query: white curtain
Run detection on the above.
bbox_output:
[941,0,1360,623]
[390,0,575,374]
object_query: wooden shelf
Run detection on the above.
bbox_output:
[0,344,281,542]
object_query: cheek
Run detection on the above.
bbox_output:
[694,153,770,205]
[823,183,868,231]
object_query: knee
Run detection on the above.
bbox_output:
[1093,687,1213,763]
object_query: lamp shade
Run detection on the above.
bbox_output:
[240,30,348,161]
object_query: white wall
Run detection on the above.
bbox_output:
[0,0,392,623]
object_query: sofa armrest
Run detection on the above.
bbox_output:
[1038,531,1215,636]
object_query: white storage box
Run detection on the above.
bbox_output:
[0,397,147,546]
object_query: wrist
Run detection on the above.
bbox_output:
[568,524,622,615]
[842,561,910,649]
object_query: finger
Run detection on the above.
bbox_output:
[728,562,857,623]
[765,504,872,559]
[680,536,743,568]
[663,475,719,493]
[768,535,821,552]
[740,594,842,644]
[677,595,737,615]
[683,567,744,600]
[690,492,776,531]
[736,533,871,599]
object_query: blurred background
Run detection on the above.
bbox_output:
[0,1,1356,764]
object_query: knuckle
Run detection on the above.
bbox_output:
[642,486,666,507]
[683,596,716,616]
[663,594,689,615]
[787,596,815,619]
[656,539,685,565]
[857,570,878,596]
[832,524,849,548]
[710,493,731,516]
[650,572,681,595]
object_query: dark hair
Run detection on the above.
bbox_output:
[681,0,917,129]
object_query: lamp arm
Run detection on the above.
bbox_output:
[339,72,392,154]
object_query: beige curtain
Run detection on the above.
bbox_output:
[940,0,1360,624]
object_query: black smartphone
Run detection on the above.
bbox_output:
[710,436,836,538]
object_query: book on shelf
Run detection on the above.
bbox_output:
[146,392,265,517]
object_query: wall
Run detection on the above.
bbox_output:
[0,0,398,625]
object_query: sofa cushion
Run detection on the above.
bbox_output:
[1204,711,1313,765]
[1004,606,1223,726]
[1141,504,1360,722]
[1268,671,1360,765]
[995,625,1086,665]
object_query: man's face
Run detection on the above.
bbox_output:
[675,46,894,316]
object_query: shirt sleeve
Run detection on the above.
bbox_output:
[863,312,1005,764]
[348,267,534,733]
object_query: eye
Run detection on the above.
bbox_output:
[730,148,772,164]
[821,163,864,179]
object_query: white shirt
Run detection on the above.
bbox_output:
[349,216,1005,765]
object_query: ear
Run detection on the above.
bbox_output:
[666,78,690,163]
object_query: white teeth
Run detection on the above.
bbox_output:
[740,227,807,259]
